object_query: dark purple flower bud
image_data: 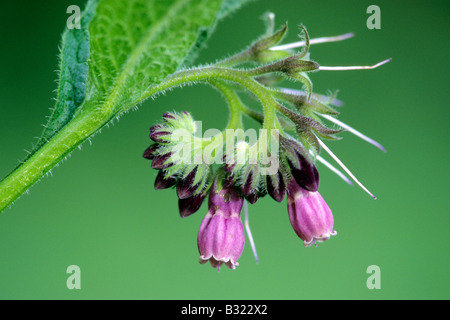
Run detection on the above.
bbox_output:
[245,193,259,204]
[142,144,158,160]
[289,154,319,192]
[242,167,266,204]
[280,136,319,191]
[176,168,198,199]
[154,171,177,190]
[266,171,286,203]
[178,193,206,218]
[241,170,260,204]
[149,124,162,134]
[198,180,245,271]
[151,152,173,170]
[287,179,336,247]
[242,171,254,197]
[149,130,171,143]
[163,112,176,121]
[149,123,171,143]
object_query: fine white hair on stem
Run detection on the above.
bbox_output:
[317,138,377,200]
[315,154,354,186]
[270,32,355,51]
[278,87,344,107]
[244,200,259,264]
[319,114,386,152]
[319,58,392,71]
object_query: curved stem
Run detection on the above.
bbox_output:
[0,66,283,213]
[0,110,107,212]
[209,80,243,130]
[140,67,282,131]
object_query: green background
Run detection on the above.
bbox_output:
[0,0,448,299]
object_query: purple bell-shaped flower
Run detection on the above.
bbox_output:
[197,179,245,271]
[287,179,336,247]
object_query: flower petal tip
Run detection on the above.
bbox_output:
[199,255,239,271]
[303,231,337,247]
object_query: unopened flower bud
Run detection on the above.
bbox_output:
[149,130,171,143]
[176,167,199,199]
[178,193,206,218]
[289,155,319,192]
[266,170,286,203]
[282,56,319,74]
[241,168,261,204]
[151,152,173,170]
[154,171,177,190]
[245,193,259,205]
[280,137,319,192]
[163,112,176,121]
[142,144,158,160]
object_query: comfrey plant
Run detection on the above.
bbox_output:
[142,20,389,270]
[0,0,389,271]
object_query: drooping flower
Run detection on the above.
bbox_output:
[287,178,336,247]
[197,178,245,271]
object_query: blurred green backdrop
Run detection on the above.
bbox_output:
[0,0,448,300]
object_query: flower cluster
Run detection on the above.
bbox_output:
[143,111,212,217]
[143,16,388,271]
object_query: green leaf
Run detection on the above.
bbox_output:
[183,0,255,66]
[22,0,99,163]
[0,0,237,213]
[83,0,223,120]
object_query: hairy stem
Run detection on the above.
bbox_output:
[0,111,107,212]
[0,66,281,213]
[209,80,243,130]
[141,67,282,130]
